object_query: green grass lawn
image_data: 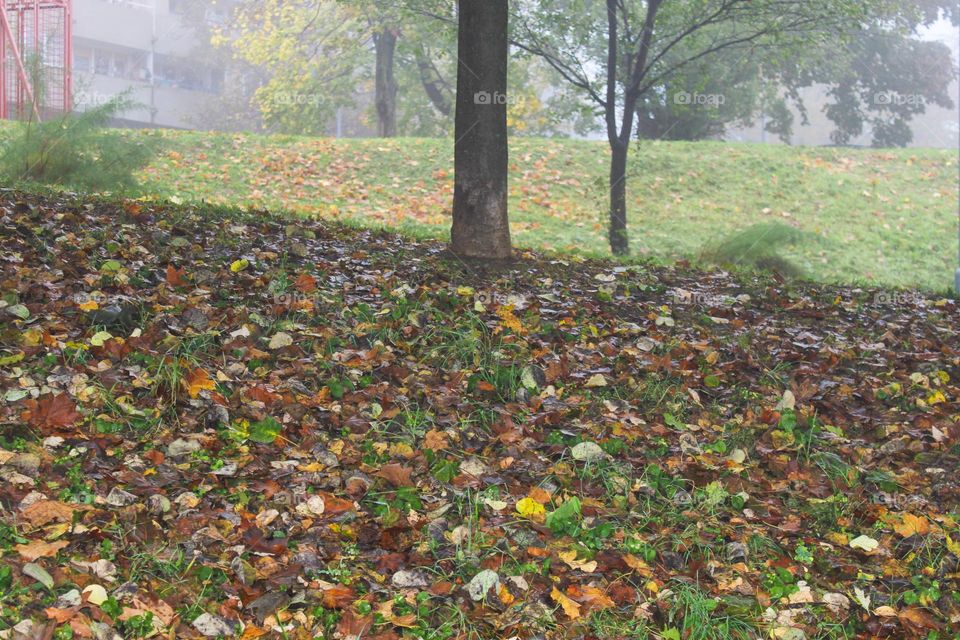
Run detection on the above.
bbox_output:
[6,123,959,290]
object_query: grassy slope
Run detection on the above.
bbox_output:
[2,121,956,289]
[142,130,957,291]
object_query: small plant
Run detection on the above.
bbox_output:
[0,81,154,191]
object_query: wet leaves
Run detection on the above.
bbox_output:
[0,191,957,638]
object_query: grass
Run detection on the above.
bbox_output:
[0,122,956,290]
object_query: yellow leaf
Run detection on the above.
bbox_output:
[894,513,930,538]
[623,554,653,576]
[550,586,581,620]
[516,497,546,520]
[230,259,250,273]
[926,390,946,405]
[947,534,960,557]
[496,305,525,334]
[498,584,515,605]
[558,550,597,573]
[79,300,99,312]
[585,374,608,388]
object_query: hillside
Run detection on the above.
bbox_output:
[137,130,958,291]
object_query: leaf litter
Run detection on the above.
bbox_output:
[0,191,957,639]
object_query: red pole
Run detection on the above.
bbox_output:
[0,2,40,120]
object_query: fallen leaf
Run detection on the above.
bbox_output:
[16,539,69,561]
[551,586,581,619]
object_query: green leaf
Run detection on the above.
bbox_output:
[546,496,581,534]
[248,417,282,444]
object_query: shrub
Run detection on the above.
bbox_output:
[0,94,155,191]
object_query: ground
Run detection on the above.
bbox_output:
[0,190,958,640]
[2,122,952,290]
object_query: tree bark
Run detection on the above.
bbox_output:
[609,141,629,255]
[450,0,511,259]
[416,46,452,116]
[603,0,662,256]
[374,28,398,137]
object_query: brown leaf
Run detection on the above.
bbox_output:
[336,609,374,637]
[898,607,941,633]
[20,500,79,528]
[29,393,81,431]
[321,585,355,609]
[45,607,78,624]
[165,264,188,286]
[16,538,69,561]
[376,463,413,487]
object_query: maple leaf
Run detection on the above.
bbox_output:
[183,367,216,398]
[28,393,81,431]
[375,463,414,487]
[165,264,188,286]
[893,513,930,538]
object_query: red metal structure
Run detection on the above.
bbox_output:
[0,0,71,121]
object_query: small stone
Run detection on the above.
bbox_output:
[391,569,430,589]
[571,441,605,462]
[246,592,289,624]
[726,542,748,563]
[205,405,230,429]
[147,494,171,514]
[466,569,500,601]
[7,453,40,477]
[166,438,201,458]
[191,613,237,637]
[180,307,209,331]
[105,487,137,507]
[55,589,82,608]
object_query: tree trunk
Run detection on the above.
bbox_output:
[374,29,398,137]
[609,140,629,255]
[416,46,452,116]
[450,0,511,259]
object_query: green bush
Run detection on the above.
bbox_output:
[0,95,155,191]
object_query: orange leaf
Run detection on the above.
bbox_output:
[16,539,69,561]
[893,513,930,538]
[294,273,317,293]
[183,368,216,399]
[165,264,188,286]
[20,500,79,528]
[551,586,581,620]
[322,585,355,609]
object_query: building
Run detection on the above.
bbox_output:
[72,0,224,128]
